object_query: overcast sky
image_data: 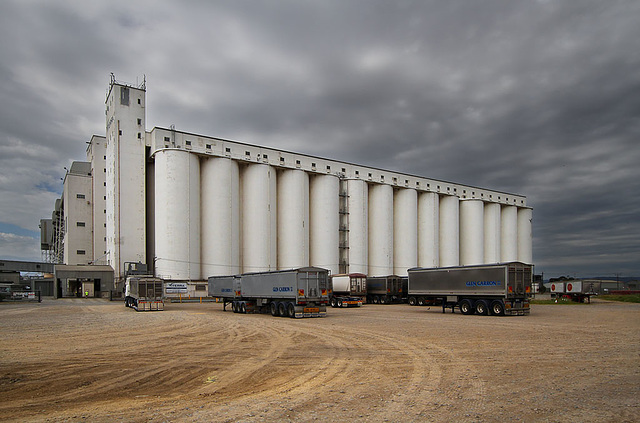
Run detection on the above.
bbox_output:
[0,0,638,279]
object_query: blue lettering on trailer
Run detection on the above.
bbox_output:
[466,281,501,287]
[221,288,232,293]
[273,287,293,292]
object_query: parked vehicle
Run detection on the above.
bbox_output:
[565,281,597,303]
[329,273,366,307]
[366,275,407,304]
[407,262,532,316]
[209,267,329,318]
[123,262,164,311]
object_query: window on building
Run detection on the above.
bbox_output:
[326,165,331,170]
[76,194,85,199]
[226,147,231,153]
[206,144,211,149]
[137,133,141,139]
[245,151,250,156]
[195,285,206,291]
[186,140,191,146]
[164,136,170,142]
[138,98,141,105]
[137,118,141,125]
[77,222,85,227]
[77,250,86,255]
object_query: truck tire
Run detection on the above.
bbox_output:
[337,299,344,308]
[460,299,474,315]
[330,297,337,308]
[379,296,385,304]
[240,302,247,314]
[408,296,417,306]
[475,300,489,316]
[270,302,278,316]
[231,301,237,313]
[287,302,296,318]
[417,297,426,306]
[278,302,287,317]
[490,300,505,316]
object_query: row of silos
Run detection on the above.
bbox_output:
[348,188,532,276]
[153,149,532,280]
[154,151,341,280]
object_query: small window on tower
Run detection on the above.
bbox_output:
[138,98,141,105]
[137,118,141,125]
[77,222,85,227]
[225,147,231,153]
[76,194,85,199]
[77,250,86,255]
[120,87,130,105]
[164,136,170,142]
[185,140,191,146]
[137,133,141,139]
[206,144,211,149]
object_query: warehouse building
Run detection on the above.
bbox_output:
[44,76,533,291]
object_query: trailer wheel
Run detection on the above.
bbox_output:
[408,297,417,306]
[270,302,278,316]
[231,301,237,313]
[277,302,287,317]
[490,300,504,316]
[475,300,489,316]
[240,302,247,314]
[460,299,474,315]
[287,302,296,318]
[330,297,337,308]
[417,297,426,306]
[337,299,344,308]
[379,296,386,304]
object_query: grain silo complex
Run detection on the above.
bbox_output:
[45,76,533,295]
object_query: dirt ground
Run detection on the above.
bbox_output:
[0,297,638,422]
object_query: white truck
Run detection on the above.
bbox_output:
[123,262,164,311]
[552,280,597,303]
[329,273,366,307]
[208,267,329,318]
[407,262,533,316]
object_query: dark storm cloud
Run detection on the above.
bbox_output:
[0,0,638,276]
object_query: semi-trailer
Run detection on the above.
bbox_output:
[208,267,329,318]
[366,275,407,304]
[329,273,366,307]
[124,276,164,311]
[123,262,164,311]
[407,262,532,316]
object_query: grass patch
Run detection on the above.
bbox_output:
[600,294,640,303]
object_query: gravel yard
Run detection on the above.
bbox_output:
[0,298,638,422]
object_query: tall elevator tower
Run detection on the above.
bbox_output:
[105,75,147,280]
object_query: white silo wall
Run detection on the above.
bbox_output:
[500,205,518,262]
[154,149,201,280]
[347,179,368,274]
[418,192,439,268]
[368,184,394,276]
[517,207,533,264]
[201,157,240,277]
[393,188,417,276]
[310,174,339,274]
[484,202,501,263]
[277,169,310,269]
[459,199,484,266]
[439,195,460,267]
[241,164,277,272]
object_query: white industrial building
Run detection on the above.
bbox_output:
[44,76,533,291]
